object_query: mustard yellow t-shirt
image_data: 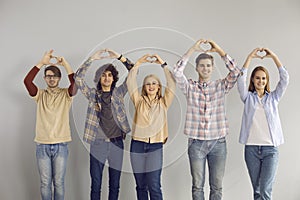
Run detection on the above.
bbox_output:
[33,87,72,144]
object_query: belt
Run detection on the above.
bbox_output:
[102,136,123,142]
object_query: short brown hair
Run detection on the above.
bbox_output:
[44,65,61,77]
[195,53,214,66]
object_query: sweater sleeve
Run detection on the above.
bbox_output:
[24,66,39,97]
[68,73,77,97]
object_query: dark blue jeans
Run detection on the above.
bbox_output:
[130,139,163,200]
[90,138,124,200]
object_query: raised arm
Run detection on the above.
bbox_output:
[173,39,206,95]
[207,39,241,93]
[237,48,262,101]
[24,50,54,96]
[263,48,289,100]
[127,54,151,105]
[263,48,283,68]
[152,54,176,108]
[55,56,77,97]
[105,49,134,96]
[74,49,107,100]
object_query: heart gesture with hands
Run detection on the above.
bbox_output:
[186,39,226,57]
[90,48,122,61]
[192,39,208,52]
[249,47,276,60]
[136,54,165,65]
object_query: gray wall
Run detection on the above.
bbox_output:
[1,0,299,199]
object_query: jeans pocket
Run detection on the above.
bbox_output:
[217,137,226,143]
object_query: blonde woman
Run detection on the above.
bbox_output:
[127,54,176,200]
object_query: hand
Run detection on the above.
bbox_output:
[249,47,264,59]
[39,49,54,65]
[151,54,165,65]
[136,54,153,65]
[192,39,207,52]
[55,56,68,67]
[206,39,226,56]
[105,48,121,59]
[90,49,109,60]
[262,48,276,59]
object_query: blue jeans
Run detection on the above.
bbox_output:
[245,145,279,200]
[130,139,163,200]
[188,137,227,200]
[36,143,68,200]
[90,138,124,200]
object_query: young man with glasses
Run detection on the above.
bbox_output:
[24,49,77,200]
[172,39,240,200]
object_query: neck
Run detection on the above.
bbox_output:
[102,86,111,92]
[256,89,265,97]
[48,86,58,91]
[147,94,157,101]
[199,77,210,82]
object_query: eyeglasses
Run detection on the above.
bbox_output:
[145,82,159,86]
[45,75,60,80]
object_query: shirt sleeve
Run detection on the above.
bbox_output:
[24,66,39,97]
[68,73,77,97]
[272,66,289,101]
[126,65,140,107]
[163,67,176,108]
[172,55,190,95]
[237,67,249,102]
[74,57,94,101]
[221,54,241,93]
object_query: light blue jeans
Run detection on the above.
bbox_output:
[188,137,227,200]
[36,143,68,200]
[245,145,279,200]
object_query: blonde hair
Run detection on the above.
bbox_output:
[142,74,162,98]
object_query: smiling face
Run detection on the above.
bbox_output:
[44,70,61,88]
[196,58,214,82]
[100,70,114,90]
[252,70,267,92]
[142,75,161,98]
[249,66,270,93]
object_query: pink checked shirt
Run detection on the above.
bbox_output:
[172,54,240,140]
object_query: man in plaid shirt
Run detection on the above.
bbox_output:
[172,39,240,200]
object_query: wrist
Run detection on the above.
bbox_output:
[36,62,44,69]
[161,62,167,68]
[117,54,123,60]
[219,50,226,57]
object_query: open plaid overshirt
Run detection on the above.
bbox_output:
[74,57,132,144]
